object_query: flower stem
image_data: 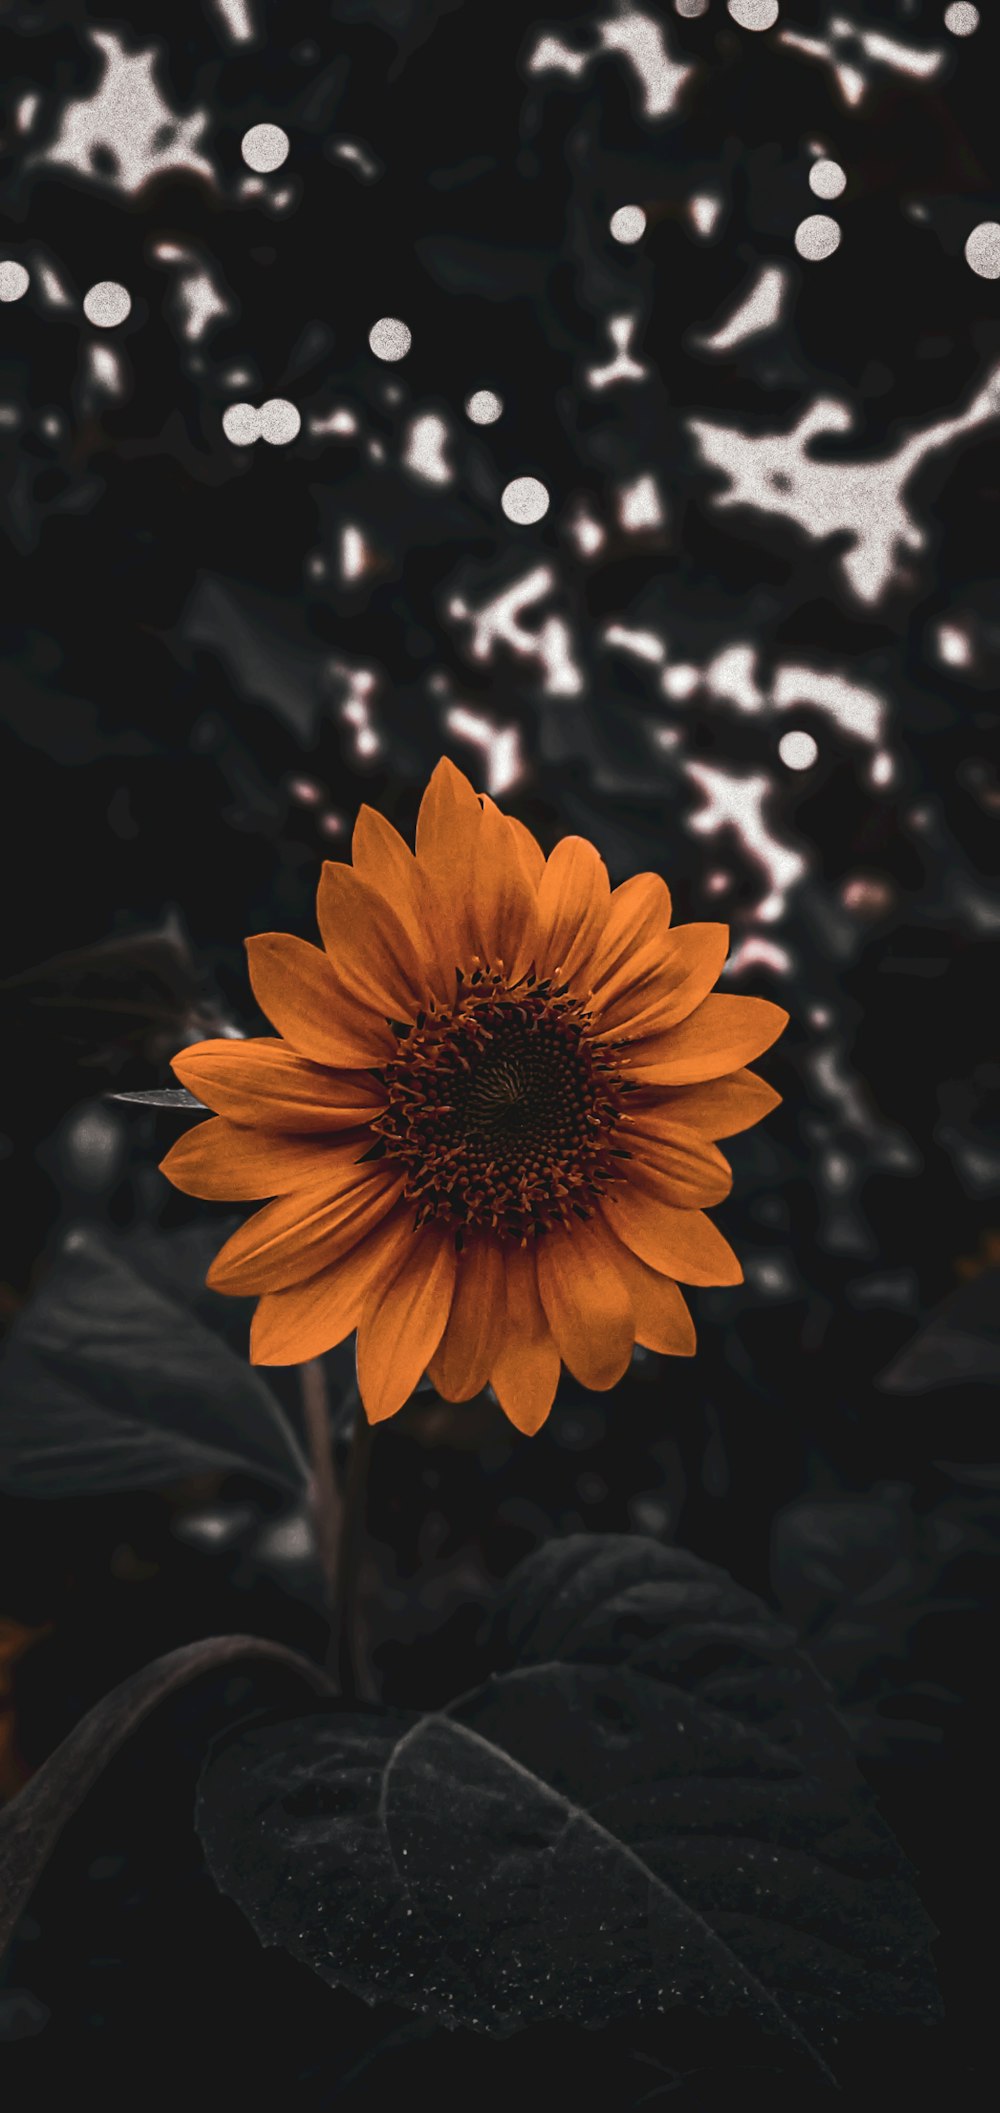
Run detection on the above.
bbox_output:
[300,1358,341,1620]
[300,1367,376,1698]
[330,1399,375,1699]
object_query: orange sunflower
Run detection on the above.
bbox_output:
[161,759,787,1433]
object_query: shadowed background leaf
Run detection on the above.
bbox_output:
[0,928,217,1083]
[879,1268,1000,1392]
[0,1227,308,1499]
[771,1477,1000,1763]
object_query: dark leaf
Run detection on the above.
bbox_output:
[934,1460,1000,1489]
[0,1227,308,1498]
[879,1268,1000,1391]
[180,574,330,742]
[0,926,216,1080]
[0,1635,334,1961]
[118,1218,237,1318]
[772,1482,1000,1758]
[197,1534,939,2068]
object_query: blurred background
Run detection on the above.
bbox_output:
[1,0,998,2098]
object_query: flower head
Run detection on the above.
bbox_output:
[161,760,787,1432]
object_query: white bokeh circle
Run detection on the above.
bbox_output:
[809,159,846,201]
[779,730,819,771]
[610,205,647,245]
[965,222,1000,280]
[258,397,301,445]
[501,476,550,525]
[465,389,503,424]
[241,123,289,173]
[794,214,841,262]
[83,280,131,328]
[222,403,261,446]
[0,260,30,303]
[727,0,779,29]
[368,317,411,362]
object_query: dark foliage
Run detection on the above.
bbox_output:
[879,1267,1000,1393]
[0,1226,307,1497]
[0,1632,333,1959]
[198,1535,938,2073]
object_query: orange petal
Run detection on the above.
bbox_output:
[622,994,789,1084]
[629,1068,781,1139]
[250,1210,413,1365]
[356,1223,457,1423]
[599,1185,743,1285]
[536,1218,635,1391]
[350,804,420,924]
[427,1234,506,1401]
[599,1232,696,1356]
[594,924,729,1038]
[589,872,673,1001]
[617,1120,733,1207]
[247,934,395,1065]
[171,1038,386,1132]
[159,1117,366,1201]
[489,1244,562,1435]
[206,1164,405,1295]
[472,794,540,976]
[536,837,611,986]
[506,813,546,888]
[416,757,508,977]
[316,862,429,1019]
[415,757,482,902]
[351,805,453,1006]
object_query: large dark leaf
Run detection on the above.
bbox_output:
[0,1227,307,1498]
[197,1535,939,2070]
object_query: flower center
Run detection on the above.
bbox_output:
[370,970,629,1241]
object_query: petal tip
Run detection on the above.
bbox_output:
[249,1310,301,1367]
[205,1245,250,1296]
[244,932,275,967]
[358,1388,404,1426]
[500,1401,552,1437]
[430,754,478,800]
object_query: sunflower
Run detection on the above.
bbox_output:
[161,760,787,1433]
